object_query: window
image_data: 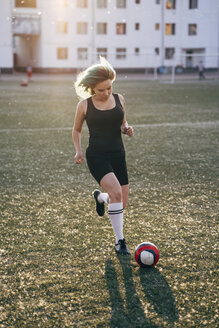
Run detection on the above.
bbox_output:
[165,48,175,59]
[97,0,107,8]
[135,23,140,30]
[135,0,141,3]
[155,48,160,55]
[97,23,107,34]
[135,48,140,55]
[116,23,126,35]
[189,0,198,9]
[166,0,176,9]
[116,48,126,59]
[77,48,88,60]
[57,47,68,59]
[116,0,126,8]
[77,22,88,34]
[97,48,107,59]
[77,0,87,8]
[57,21,68,34]
[15,0,36,8]
[165,23,175,35]
[155,23,160,30]
[188,24,197,35]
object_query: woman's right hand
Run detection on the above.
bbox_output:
[74,151,84,164]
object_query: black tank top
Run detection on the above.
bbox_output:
[85,93,125,156]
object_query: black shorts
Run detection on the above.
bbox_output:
[86,152,129,186]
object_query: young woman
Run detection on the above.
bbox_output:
[72,57,133,255]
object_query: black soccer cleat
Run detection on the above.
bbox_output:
[93,189,105,216]
[115,239,130,255]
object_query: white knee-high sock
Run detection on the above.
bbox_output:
[108,202,124,243]
[97,192,109,204]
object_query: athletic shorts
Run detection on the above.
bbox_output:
[86,152,129,186]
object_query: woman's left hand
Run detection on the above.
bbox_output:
[121,121,134,137]
[125,125,134,137]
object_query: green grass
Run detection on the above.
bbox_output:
[0,79,218,327]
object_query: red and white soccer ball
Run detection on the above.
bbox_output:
[134,242,159,268]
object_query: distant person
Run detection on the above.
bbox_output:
[27,65,32,81]
[198,61,205,80]
[72,57,134,255]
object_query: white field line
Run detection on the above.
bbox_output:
[0,127,72,133]
[134,121,219,128]
[0,121,219,133]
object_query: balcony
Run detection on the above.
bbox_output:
[12,14,41,35]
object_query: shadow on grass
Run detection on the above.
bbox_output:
[105,254,178,328]
[139,266,178,323]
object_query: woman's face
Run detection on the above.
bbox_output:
[93,79,113,101]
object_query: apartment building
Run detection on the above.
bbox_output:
[0,0,219,72]
[0,0,13,71]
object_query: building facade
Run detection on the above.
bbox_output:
[0,0,13,72]
[0,0,219,72]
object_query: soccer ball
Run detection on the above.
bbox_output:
[134,242,159,268]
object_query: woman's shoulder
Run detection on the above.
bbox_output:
[76,98,89,116]
[116,93,125,108]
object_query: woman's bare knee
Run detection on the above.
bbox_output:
[100,173,123,203]
[109,188,122,203]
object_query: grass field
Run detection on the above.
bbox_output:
[0,78,218,327]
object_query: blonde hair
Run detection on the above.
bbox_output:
[74,56,116,99]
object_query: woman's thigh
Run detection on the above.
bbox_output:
[86,156,113,185]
